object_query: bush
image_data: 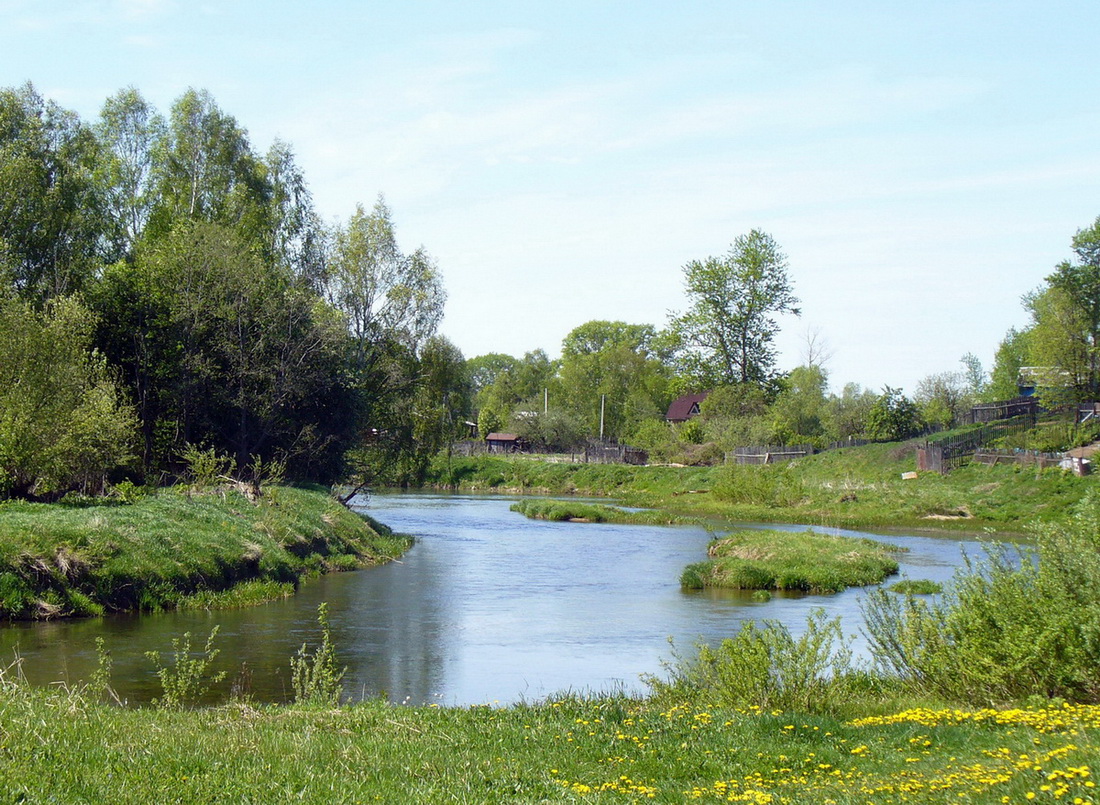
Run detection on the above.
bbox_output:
[648,610,854,713]
[863,490,1100,702]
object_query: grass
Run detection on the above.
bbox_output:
[509,498,687,525]
[887,579,943,595]
[425,442,1098,534]
[0,485,411,619]
[680,529,904,593]
[0,675,1097,803]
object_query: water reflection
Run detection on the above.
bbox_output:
[0,493,987,706]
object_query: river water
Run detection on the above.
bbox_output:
[0,492,986,706]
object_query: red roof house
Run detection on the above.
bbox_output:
[666,392,709,423]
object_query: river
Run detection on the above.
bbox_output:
[0,492,986,706]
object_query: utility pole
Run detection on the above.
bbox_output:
[544,388,548,415]
[599,394,606,441]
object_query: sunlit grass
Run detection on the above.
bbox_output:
[0,675,1096,804]
[681,529,903,593]
[0,486,410,619]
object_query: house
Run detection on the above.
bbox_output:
[666,392,709,423]
[485,432,526,453]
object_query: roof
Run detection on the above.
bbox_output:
[485,432,520,441]
[666,392,709,422]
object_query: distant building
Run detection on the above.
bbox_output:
[1018,367,1074,397]
[666,392,709,423]
[485,432,526,453]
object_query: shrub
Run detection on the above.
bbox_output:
[863,490,1100,702]
[648,610,854,713]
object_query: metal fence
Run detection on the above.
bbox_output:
[917,416,1037,474]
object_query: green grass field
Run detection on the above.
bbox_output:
[0,678,1096,804]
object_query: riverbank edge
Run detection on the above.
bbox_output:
[0,484,411,621]
[422,447,1092,536]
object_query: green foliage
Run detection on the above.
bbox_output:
[669,229,800,388]
[509,499,683,525]
[180,444,236,490]
[555,320,673,440]
[89,636,117,703]
[864,491,1100,702]
[291,603,345,706]
[865,386,923,442]
[0,294,136,499]
[145,626,227,709]
[649,610,854,713]
[712,463,806,507]
[679,417,704,444]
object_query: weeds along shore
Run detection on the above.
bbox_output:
[0,484,410,620]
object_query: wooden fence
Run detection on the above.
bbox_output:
[971,448,1064,470]
[727,444,815,465]
[582,439,648,465]
[965,397,1038,425]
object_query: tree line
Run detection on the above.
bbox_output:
[0,82,454,498]
[3,81,1097,498]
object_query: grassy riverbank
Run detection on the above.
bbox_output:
[0,678,1096,803]
[681,529,904,593]
[0,485,410,619]
[428,441,1096,532]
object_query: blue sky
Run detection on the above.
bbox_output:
[3,0,1099,393]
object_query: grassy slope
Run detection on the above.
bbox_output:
[0,685,1097,804]
[428,442,1097,533]
[0,485,410,619]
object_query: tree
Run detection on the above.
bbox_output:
[865,387,923,442]
[1021,217,1100,403]
[670,230,799,388]
[0,83,107,300]
[987,328,1030,401]
[95,87,164,258]
[147,88,269,239]
[960,352,986,399]
[557,320,672,440]
[770,364,828,443]
[91,221,350,475]
[915,371,969,429]
[327,197,445,368]
[0,293,136,498]
[824,383,877,440]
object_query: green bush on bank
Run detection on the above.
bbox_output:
[862,490,1100,703]
[0,485,410,620]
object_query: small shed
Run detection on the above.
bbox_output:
[666,392,709,423]
[485,432,524,453]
